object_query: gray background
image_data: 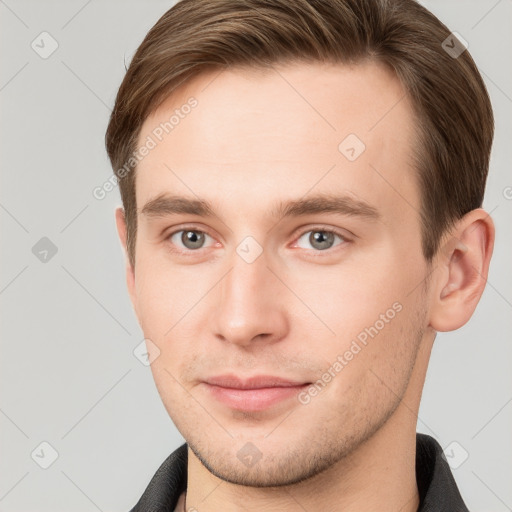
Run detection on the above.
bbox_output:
[1,1,511,510]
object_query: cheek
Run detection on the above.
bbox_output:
[133,259,192,336]
[287,260,408,344]
[308,297,425,435]
[295,255,425,387]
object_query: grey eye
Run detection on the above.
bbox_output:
[170,230,209,250]
[182,230,205,249]
[296,230,343,251]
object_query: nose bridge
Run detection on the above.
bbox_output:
[223,247,272,320]
[212,243,287,346]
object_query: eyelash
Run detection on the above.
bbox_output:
[165,225,350,257]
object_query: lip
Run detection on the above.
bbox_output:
[202,374,310,412]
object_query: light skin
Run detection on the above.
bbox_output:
[115,60,494,511]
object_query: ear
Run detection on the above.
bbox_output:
[115,207,138,314]
[429,208,495,332]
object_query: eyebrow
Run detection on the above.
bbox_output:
[140,193,380,221]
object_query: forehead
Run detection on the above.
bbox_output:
[135,60,420,224]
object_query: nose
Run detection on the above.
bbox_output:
[211,247,289,348]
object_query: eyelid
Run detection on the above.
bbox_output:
[292,223,354,241]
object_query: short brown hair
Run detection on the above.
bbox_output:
[105,0,494,269]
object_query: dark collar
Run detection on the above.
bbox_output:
[416,433,469,511]
[130,433,469,511]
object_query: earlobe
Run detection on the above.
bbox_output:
[429,209,495,332]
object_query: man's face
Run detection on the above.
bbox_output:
[125,61,434,485]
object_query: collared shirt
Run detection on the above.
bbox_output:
[129,433,469,512]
